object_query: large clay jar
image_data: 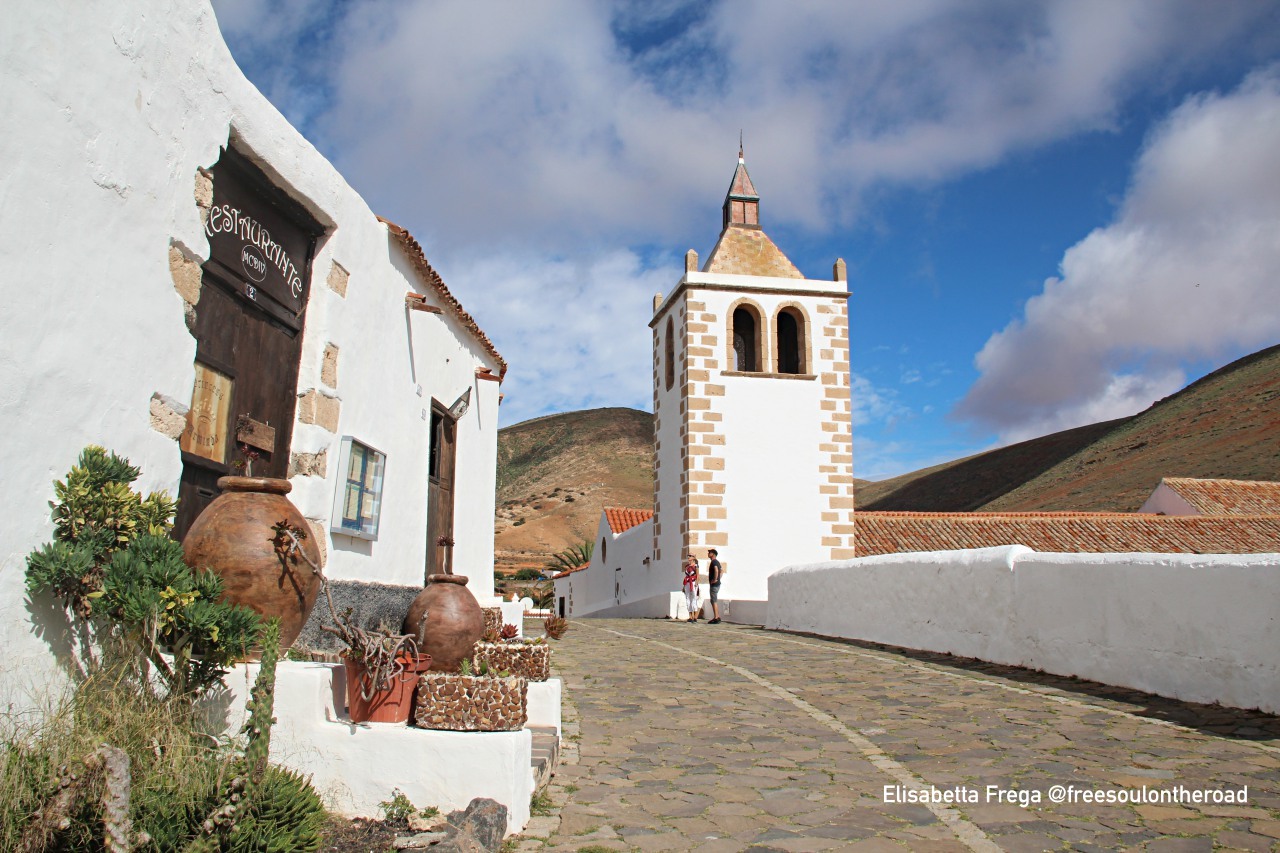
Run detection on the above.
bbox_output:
[403,574,484,673]
[182,476,323,650]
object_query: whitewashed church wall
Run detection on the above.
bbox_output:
[769,547,1280,713]
[651,293,688,584]
[0,0,501,712]
[1136,483,1199,516]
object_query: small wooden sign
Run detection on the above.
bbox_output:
[181,363,233,464]
[236,416,276,453]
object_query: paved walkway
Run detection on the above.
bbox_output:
[518,618,1280,852]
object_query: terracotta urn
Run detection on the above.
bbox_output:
[181,476,323,650]
[403,574,484,673]
[343,653,431,724]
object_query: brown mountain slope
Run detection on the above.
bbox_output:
[984,343,1280,511]
[494,407,652,573]
[857,417,1126,511]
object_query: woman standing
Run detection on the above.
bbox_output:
[682,554,700,622]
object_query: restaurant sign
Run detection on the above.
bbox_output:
[204,148,321,327]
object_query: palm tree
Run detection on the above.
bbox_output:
[543,540,593,574]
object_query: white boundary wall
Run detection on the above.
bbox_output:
[768,546,1280,713]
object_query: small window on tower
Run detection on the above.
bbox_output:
[664,318,675,390]
[776,307,806,374]
[731,306,761,372]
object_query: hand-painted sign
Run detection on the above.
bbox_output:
[203,148,321,326]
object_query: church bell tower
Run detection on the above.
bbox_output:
[649,148,854,613]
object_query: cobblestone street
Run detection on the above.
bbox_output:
[519,619,1280,852]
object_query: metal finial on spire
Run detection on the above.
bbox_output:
[739,131,744,162]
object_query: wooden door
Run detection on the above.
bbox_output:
[426,406,457,580]
[175,147,321,538]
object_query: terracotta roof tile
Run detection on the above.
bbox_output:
[1159,478,1280,516]
[553,562,590,580]
[604,507,654,535]
[379,218,507,378]
[854,512,1280,556]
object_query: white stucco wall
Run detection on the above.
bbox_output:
[1136,482,1199,516]
[554,515,657,618]
[769,547,1280,713]
[0,0,502,713]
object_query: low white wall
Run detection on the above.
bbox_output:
[768,547,1280,714]
[214,662,533,832]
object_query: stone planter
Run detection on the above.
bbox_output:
[481,607,503,636]
[414,673,528,732]
[473,641,551,682]
[181,476,323,650]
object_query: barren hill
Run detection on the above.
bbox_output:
[494,407,652,574]
[861,344,1280,512]
[984,344,1280,511]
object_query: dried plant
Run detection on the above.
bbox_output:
[272,521,420,700]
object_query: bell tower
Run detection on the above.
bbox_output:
[649,148,854,617]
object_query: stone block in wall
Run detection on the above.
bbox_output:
[288,449,327,479]
[321,343,339,389]
[326,261,349,298]
[194,168,213,215]
[149,392,188,440]
[296,389,341,432]
[169,243,202,306]
[482,607,503,636]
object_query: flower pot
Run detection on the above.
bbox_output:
[181,476,323,650]
[403,574,484,673]
[473,641,551,681]
[414,672,527,731]
[344,653,432,724]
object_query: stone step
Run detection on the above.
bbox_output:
[528,726,560,792]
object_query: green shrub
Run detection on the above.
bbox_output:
[26,447,259,698]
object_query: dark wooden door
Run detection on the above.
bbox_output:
[175,147,320,538]
[175,271,305,536]
[426,407,457,580]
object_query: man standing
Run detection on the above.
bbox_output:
[707,549,723,624]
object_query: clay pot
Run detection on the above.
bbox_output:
[181,476,323,650]
[344,653,431,724]
[403,574,484,673]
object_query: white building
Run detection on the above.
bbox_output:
[1,0,504,711]
[565,151,854,622]
[553,508,653,618]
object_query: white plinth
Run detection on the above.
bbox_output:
[526,678,562,735]
[210,662,533,834]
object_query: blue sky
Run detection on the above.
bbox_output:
[211,1,1280,479]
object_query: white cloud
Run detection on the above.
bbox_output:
[440,249,672,426]
[956,67,1280,443]
[212,1,1279,253]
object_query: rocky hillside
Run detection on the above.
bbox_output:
[494,407,652,574]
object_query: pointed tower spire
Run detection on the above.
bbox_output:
[722,140,760,230]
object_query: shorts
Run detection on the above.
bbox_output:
[709,582,721,603]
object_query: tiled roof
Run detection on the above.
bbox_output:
[379,218,507,379]
[604,507,654,535]
[854,512,1280,556]
[703,226,803,279]
[726,159,758,201]
[553,562,590,580]
[1159,478,1280,516]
